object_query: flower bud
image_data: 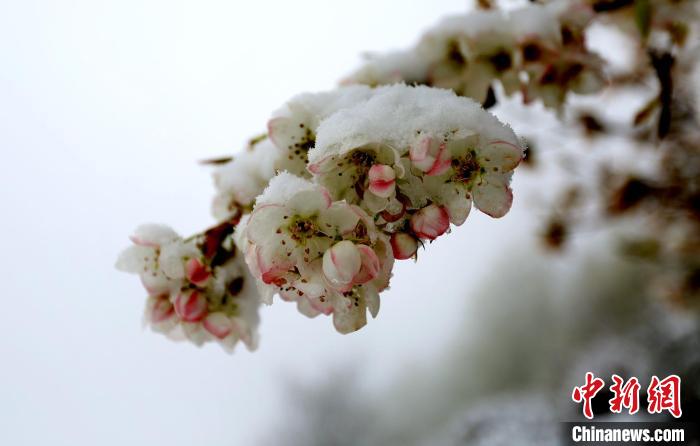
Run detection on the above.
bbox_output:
[174,290,208,322]
[410,204,450,240]
[203,312,234,339]
[409,137,451,176]
[368,164,396,198]
[149,295,175,323]
[352,244,381,284]
[322,240,362,289]
[185,258,211,286]
[390,233,419,259]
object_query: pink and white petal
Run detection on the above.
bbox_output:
[307,154,336,175]
[130,224,180,248]
[390,232,419,260]
[352,245,380,285]
[410,204,450,240]
[322,241,362,289]
[147,295,176,324]
[480,140,524,172]
[368,164,396,198]
[426,142,451,176]
[174,290,208,323]
[473,173,514,218]
[255,244,295,285]
[410,136,450,175]
[203,312,234,339]
[185,258,211,286]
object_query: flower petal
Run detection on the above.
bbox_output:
[390,232,418,260]
[410,204,450,240]
[174,290,208,323]
[368,164,396,198]
[287,189,332,216]
[203,312,234,339]
[352,245,380,285]
[322,241,362,290]
[473,173,513,218]
[481,140,523,172]
[246,204,287,244]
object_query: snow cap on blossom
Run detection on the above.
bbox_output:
[242,172,393,334]
[312,85,518,161]
[309,84,523,223]
[267,85,375,176]
[116,223,261,352]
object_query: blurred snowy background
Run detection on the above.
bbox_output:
[1,1,698,445]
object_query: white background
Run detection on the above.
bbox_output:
[0,1,538,444]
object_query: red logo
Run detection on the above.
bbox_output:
[647,375,682,418]
[572,372,605,419]
[572,374,682,419]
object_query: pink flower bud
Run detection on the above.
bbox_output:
[322,241,362,290]
[150,295,175,323]
[203,312,234,339]
[352,245,381,284]
[174,290,208,322]
[390,233,418,260]
[409,137,451,176]
[368,164,396,198]
[410,204,450,240]
[185,258,211,286]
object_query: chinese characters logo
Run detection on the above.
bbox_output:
[572,373,681,419]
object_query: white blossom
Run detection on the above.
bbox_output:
[116,223,261,352]
[243,173,394,333]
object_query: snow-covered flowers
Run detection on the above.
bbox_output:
[116,223,260,352]
[344,0,607,110]
[119,83,524,343]
[239,173,393,333]
[308,84,523,244]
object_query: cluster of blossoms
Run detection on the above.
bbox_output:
[119,83,524,349]
[118,0,700,351]
[344,0,605,110]
[116,220,260,352]
[233,84,524,334]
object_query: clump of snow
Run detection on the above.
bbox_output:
[255,171,321,207]
[269,85,375,134]
[311,84,519,163]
